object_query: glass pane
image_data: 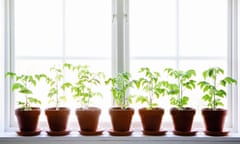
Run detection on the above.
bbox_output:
[15,0,63,57]
[179,0,228,57]
[65,0,111,58]
[130,0,176,57]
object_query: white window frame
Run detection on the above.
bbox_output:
[112,0,129,74]
[228,0,239,133]
[1,0,239,134]
[0,0,5,133]
[4,0,15,132]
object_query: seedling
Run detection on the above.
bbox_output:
[165,68,196,109]
[105,72,133,110]
[198,67,237,110]
[134,67,168,110]
[5,72,41,110]
[40,65,70,110]
[64,63,104,109]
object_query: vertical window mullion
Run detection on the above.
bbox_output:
[6,0,16,131]
[175,0,180,68]
[112,0,128,74]
[124,0,129,72]
[62,0,66,64]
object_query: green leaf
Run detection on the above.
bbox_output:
[28,97,41,105]
[215,90,226,98]
[61,82,72,90]
[19,88,32,94]
[5,72,16,78]
[59,96,67,102]
[221,77,237,86]
[182,96,189,106]
[18,101,25,106]
[215,99,224,107]
[11,83,24,91]
[202,94,211,101]
[136,96,148,104]
[170,97,178,106]
[150,103,158,109]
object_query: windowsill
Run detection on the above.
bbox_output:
[0,131,240,144]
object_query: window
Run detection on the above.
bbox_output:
[3,0,239,132]
[8,0,112,130]
[129,0,230,129]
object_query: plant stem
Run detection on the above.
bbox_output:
[24,83,29,110]
[86,83,91,109]
[178,78,183,109]
[213,76,216,110]
[56,81,59,110]
[25,95,28,110]
[149,82,153,109]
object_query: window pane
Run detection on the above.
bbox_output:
[179,0,228,57]
[130,0,176,57]
[15,0,63,57]
[65,0,111,58]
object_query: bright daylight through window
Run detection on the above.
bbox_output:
[3,0,238,135]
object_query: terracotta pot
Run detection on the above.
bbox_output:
[45,107,70,131]
[15,107,41,132]
[202,108,227,132]
[170,107,195,132]
[139,107,164,131]
[109,107,134,132]
[76,107,101,132]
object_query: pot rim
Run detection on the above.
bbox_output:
[109,107,134,111]
[15,107,40,111]
[170,107,196,111]
[45,107,70,111]
[139,107,164,111]
[202,108,227,111]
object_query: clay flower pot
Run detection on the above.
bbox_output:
[109,107,134,136]
[170,107,196,136]
[202,108,228,136]
[139,107,166,136]
[45,107,70,136]
[76,107,102,136]
[15,107,41,136]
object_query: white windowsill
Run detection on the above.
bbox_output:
[0,131,240,144]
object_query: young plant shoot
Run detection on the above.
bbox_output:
[135,67,168,110]
[165,68,196,110]
[5,72,41,110]
[198,67,237,110]
[105,72,133,110]
[64,63,104,109]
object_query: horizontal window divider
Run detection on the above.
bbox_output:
[131,56,226,60]
[15,56,226,61]
[15,56,110,60]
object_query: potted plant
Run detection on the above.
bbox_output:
[41,65,71,136]
[165,68,197,136]
[5,72,42,136]
[105,72,134,136]
[134,67,168,136]
[64,63,105,136]
[198,67,237,136]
